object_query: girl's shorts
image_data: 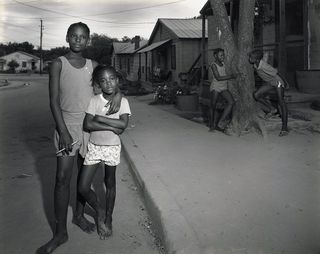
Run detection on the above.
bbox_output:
[84,142,121,166]
[210,81,228,93]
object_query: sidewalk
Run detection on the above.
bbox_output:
[121,95,320,254]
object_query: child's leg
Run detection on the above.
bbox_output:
[78,163,109,239]
[104,165,117,236]
[209,90,219,131]
[276,86,289,136]
[36,156,74,254]
[72,155,96,233]
[253,85,275,113]
[218,90,235,129]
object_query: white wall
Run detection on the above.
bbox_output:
[0,52,40,72]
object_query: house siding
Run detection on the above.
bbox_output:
[0,52,40,72]
[152,23,175,42]
[139,19,208,85]
[309,0,320,69]
[181,40,203,70]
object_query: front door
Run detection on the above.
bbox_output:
[284,0,306,85]
[254,0,306,87]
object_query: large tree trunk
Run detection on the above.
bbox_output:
[209,0,265,136]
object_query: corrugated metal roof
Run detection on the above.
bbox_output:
[113,40,148,54]
[138,39,171,53]
[160,18,208,39]
[112,42,132,54]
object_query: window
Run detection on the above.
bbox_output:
[171,45,176,70]
[22,61,27,68]
[119,57,122,70]
[286,0,303,37]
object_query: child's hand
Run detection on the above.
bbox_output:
[59,132,73,155]
[106,92,122,115]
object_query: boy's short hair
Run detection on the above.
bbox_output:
[67,22,90,36]
[249,50,264,61]
[92,65,118,83]
[213,48,224,56]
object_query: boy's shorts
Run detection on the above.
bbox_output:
[84,142,121,166]
[268,79,285,88]
[54,124,89,158]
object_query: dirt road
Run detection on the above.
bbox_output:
[0,75,163,254]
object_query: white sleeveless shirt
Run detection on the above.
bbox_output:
[59,56,94,114]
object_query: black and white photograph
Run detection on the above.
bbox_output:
[0,0,319,253]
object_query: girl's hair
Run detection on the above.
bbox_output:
[213,48,224,56]
[249,50,263,61]
[92,65,118,84]
[67,22,90,36]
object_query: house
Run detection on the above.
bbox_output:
[0,51,41,73]
[138,18,208,86]
[111,36,148,81]
[200,0,320,88]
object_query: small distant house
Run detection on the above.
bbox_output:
[111,36,148,81]
[138,18,208,86]
[0,51,41,73]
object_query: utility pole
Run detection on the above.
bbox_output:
[40,19,43,75]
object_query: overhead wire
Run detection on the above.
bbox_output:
[0,0,41,6]
[11,0,186,24]
[3,0,190,48]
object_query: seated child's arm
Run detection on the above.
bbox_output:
[83,113,124,135]
[211,64,236,81]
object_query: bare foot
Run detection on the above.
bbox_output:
[72,215,95,233]
[36,234,68,254]
[96,212,109,240]
[104,216,113,237]
[279,129,289,137]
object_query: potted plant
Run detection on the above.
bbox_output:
[175,72,199,111]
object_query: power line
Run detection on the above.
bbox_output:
[3,15,155,24]
[0,0,40,6]
[0,15,155,25]
[84,0,187,16]
[11,0,185,24]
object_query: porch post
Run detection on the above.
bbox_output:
[201,13,206,81]
[138,53,141,80]
[145,53,148,81]
[278,0,287,76]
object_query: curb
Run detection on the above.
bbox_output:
[121,132,203,254]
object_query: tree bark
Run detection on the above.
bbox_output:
[209,0,264,136]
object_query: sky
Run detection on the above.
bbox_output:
[0,0,208,50]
